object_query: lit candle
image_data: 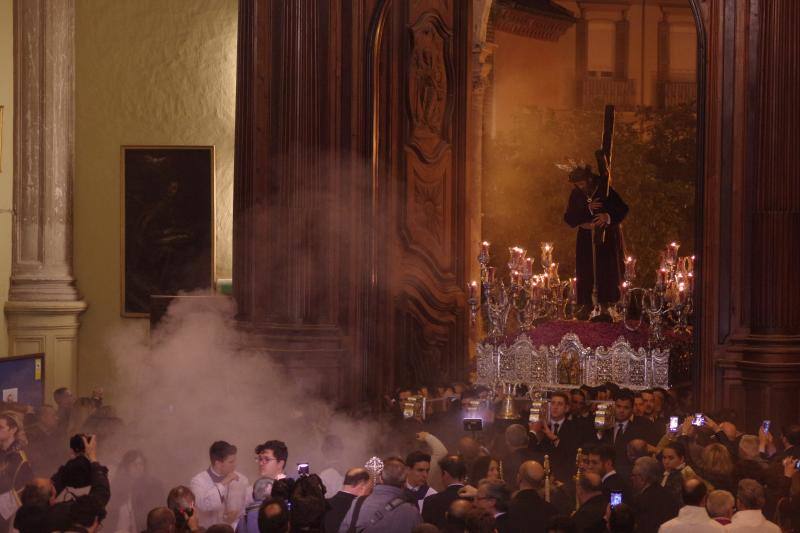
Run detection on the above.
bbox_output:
[677,282,687,303]
[468,281,477,299]
[657,268,667,287]
[624,256,637,281]
[687,271,694,292]
[668,242,680,264]
[487,266,496,284]
[481,241,490,256]
[525,257,533,277]
[541,242,553,266]
[620,281,629,301]
[570,277,577,301]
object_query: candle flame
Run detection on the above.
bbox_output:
[470,281,478,287]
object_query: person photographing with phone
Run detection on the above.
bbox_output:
[14,434,110,533]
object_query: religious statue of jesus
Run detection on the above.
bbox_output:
[563,165,629,320]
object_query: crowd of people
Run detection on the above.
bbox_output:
[1,383,800,533]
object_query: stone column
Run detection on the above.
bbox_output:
[468,40,495,357]
[5,0,86,400]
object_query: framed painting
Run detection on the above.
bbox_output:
[121,146,215,317]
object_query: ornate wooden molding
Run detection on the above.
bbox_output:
[491,0,576,41]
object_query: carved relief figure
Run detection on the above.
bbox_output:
[409,18,448,145]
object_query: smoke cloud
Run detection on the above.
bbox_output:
[103,295,379,488]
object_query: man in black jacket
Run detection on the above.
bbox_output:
[323,467,372,533]
[422,455,467,529]
[506,461,557,533]
[531,391,595,483]
[597,391,653,479]
[14,435,110,533]
[571,472,607,532]
[629,457,680,533]
[585,445,628,502]
[474,479,511,533]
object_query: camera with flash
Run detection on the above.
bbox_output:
[593,401,615,430]
[402,395,427,420]
[529,399,549,425]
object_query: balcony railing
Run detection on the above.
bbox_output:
[577,78,636,110]
[661,80,697,108]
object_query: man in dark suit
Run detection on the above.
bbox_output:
[422,455,467,529]
[502,424,542,488]
[506,461,558,533]
[322,467,372,533]
[585,444,629,502]
[474,479,512,533]
[629,456,680,533]
[531,391,596,483]
[637,389,668,445]
[571,472,608,532]
[597,391,653,480]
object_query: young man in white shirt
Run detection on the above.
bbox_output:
[190,441,250,528]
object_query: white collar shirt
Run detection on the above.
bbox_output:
[727,510,781,532]
[658,506,725,532]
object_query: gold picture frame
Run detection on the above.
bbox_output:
[120,145,216,317]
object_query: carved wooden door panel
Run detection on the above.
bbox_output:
[372,0,471,393]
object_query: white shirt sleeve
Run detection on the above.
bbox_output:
[424,432,448,491]
[190,472,226,512]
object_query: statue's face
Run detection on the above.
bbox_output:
[575,179,594,196]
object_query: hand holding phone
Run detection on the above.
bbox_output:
[762,420,771,434]
[610,491,623,508]
[669,416,679,433]
[463,418,483,432]
[692,413,705,427]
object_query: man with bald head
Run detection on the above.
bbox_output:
[506,461,557,533]
[324,467,372,533]
[571,472,607,532]
[441,499,471,533]
[658,479,724,532]
[145,507,177,533]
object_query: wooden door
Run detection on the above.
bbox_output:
[369,0,472,395]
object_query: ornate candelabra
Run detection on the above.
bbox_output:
[469,241,575,336]
[619,242,695,344]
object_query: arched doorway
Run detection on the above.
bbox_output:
[471,0,706,397]
[365,0,706,401]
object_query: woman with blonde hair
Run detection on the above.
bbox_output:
[0,411,33,533]
[698,442,737,494]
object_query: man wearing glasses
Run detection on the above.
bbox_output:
[255,440,289,488]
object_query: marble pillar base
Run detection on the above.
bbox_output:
[5,300,87,401]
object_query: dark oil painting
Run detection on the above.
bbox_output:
[122,146,215,316]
